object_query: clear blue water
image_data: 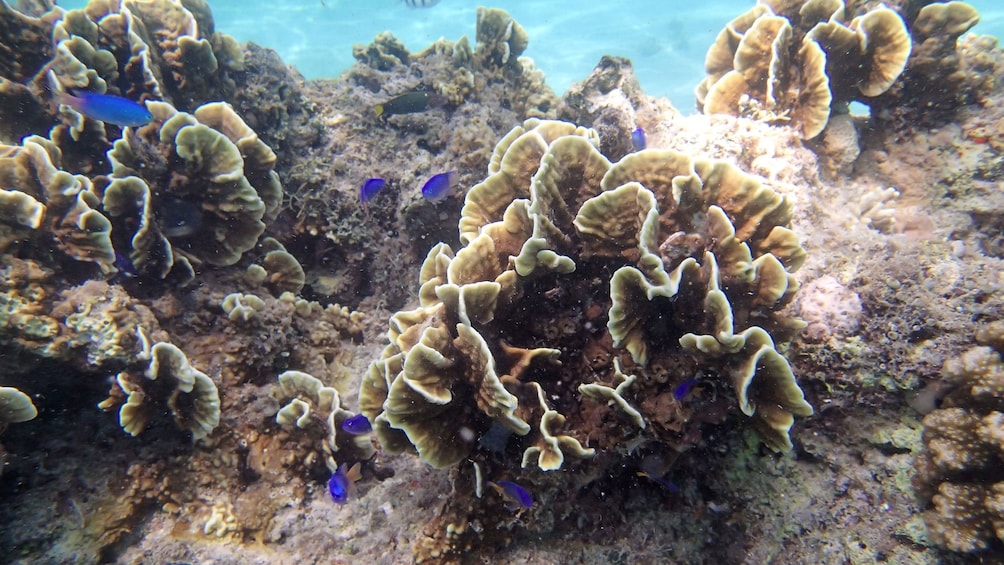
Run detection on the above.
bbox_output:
[58,0,1004,111]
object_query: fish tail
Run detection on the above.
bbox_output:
[374,104,385,117]
[45,70,76,108]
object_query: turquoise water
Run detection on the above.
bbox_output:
[57,0,1004,111]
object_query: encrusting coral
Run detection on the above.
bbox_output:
[696,0,980,139]
[914,320,1004,553]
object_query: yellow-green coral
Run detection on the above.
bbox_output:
[362,117,812,477]
[99,339,221,440]
[696,1,982,138]
[275,370,374,469]
[104,100,279,276]
[0,386,37,427]
[0,136,115,273]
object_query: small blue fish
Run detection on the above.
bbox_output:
[49,71,152,127]
[673,378,700,401]
[402,0,440,7]
[637,471,680,493]
[489,480,533,509]
[421,170,458,201]
[360,178,386,203]
[631,126,647,151]
[328,462,362,504]
[113,251,137,278]
[341,414,372,435]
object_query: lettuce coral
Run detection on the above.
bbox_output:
[103,100,280,279]
[362,118,813,475]
[697,0,980,138]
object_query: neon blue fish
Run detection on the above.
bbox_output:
[489,480,533,509]
[48,71,152,127]
[341,414,372,435]
[637,471,680,493]
[421,170,458,201]
[328,462,362,504]
[360,178,386,203]
[631,126,646,151]
[673,378,700,400]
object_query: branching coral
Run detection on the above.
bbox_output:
[914,321,1004,552]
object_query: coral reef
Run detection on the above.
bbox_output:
[696,0,980,139]
[281,7,558,310]
[1,1,1004,564]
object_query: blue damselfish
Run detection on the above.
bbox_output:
[489,480,533,509]
[341,414,372,435]
[421,170,458,201]
[673,378,700,400]
[631,126,647,151]
[328,462,362,504]
[360,178,386,203]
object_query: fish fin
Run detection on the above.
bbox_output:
[345,462,362,483]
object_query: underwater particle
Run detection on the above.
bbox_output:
[360,178,386,203]
[421,170,458,201]
[488,480,533,509]
[374,90,445,118]
[630,126,646,151]
[341,414,372,435]
[47,71,152,127]
[328,462,362,504]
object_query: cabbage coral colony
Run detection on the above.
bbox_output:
[696,0,981,138]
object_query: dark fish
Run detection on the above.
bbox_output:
[157,197,203,238]
[478,420,513,453]
[341,414,372,435]
[49,72,152,127]
[328,462,362,504]
[631,126,647,151]
[421,170,458,201]
[637,471,680,493]
[375,90,445,118]
[489,480,533,509]
[360,178,386,203]
[673,378,700,400]
[402,0,440,7]
[113,251,138,278]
